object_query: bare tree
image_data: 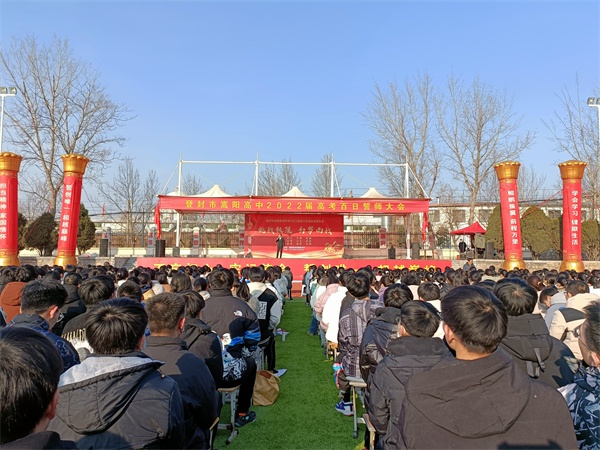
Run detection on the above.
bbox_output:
[437,74,534,221]
[182,173,204,196]
[0,35,131,215]
[364,72,440,198]
[310,153,343,197]
[544,76,599,219]
[257,159,301,196]
[478,164,548,204]
[97,158,157,246]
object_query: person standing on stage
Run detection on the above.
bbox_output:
[276,233,285,258]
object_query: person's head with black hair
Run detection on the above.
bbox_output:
[468,271,483,284]
[156,271,169,285]
[492,278,538,316]
[63,272,82,286]
[117,280,143,302]
[0,327,63,445]
[337,269,353,287]
[178,290,206,319]
[345,273,371,299]
[145,293,186,336]
[538,286,559,309]
[399,301,441,338]
[20,280,67,329]
[79,276,114,307]
[170,272,192,293]
[566,280,590,297]
[401,272,420,286]
[14,266,36,283]
[475,279,496,292]
[383,283,413,308]
[138,272,152,287]
[417,282,440,302]
[116,267,129,282]
[85,298,148,355]
[193,276,208,292]
[248,266,266,283]
[442,285,507,358]
[207,268,235,291]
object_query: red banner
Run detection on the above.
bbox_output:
[135,257,451,279]
[245,214,344,258]
[56,174,84,262]
[0,171,19,261]
[158,195,429,215]
[562,179,583,263]
[499,179,524,264]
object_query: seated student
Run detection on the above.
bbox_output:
[144,293,219,449]
[400,286,578,449]
[117,279,143,302]
[202,268,261,427]
[549,280,600,360]
[48,298,185,449]
[52,272,85,336]
[0,327,76,449]
[321,270,352,344]
[559,300,600,449]
[8,279,80,373]
[367,301,451,449]
[494,278,576,388]
[179,289,224,387]
[359,283,413,383]
[416,282,443,338]
[335,272,383,416]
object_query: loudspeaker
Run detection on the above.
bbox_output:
[99,239,109,257]
[485,242,495,259]
[155,239,166,257]
[411,242,420,259]
[172,246,180,257]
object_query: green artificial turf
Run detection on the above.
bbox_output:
[213,299,366,450]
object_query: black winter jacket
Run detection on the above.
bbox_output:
[359,306,402,383]
[500,313,576,388]
[367,336,451,449]
[1,431,77,449]
[201,290,261,359]
[48,352,185,449]
[181,317,224,387]
[400,349,578,449]
[52,284,85,336]
[144,336,219,449]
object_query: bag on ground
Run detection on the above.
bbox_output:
[253,369,281,406]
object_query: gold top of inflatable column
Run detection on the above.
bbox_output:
[494,161,521,181]
[558,160,586,180]
[62,154,89,175]
[0,152,23,172]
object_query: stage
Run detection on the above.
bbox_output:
[135,257,452,279]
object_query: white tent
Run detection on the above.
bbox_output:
[361,187,388,198]
[192,184,231,197]
[282,186,308,197]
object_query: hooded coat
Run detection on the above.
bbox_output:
[144,336,219,449]
[500,313,576,388]
[359,306,402,382]
[181,317,224,387]
[48,352,185,449]
[400,348,578,449]
[338,298,384,378]
[367,336,452,449]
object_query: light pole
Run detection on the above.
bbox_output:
[0,87,17,153]
[587,97,600,220]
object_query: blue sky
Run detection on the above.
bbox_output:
[1,1,598,212]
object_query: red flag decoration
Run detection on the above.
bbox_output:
[422,212,429,243]
[154,203,162,238]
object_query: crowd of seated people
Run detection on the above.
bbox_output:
[0,262,285,448]
[304,263,600,449]
[1,261,599,449]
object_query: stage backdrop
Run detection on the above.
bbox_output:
[244,213,344,258]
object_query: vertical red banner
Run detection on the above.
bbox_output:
[494,161,526,270]
[559,161,586,272]
[0,153,23,267]
[54,155,89,268]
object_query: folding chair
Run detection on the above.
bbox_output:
[253,336,270,371]
[363,413,376,449]
[207,416,220,450]
[218,385,240,445]
[347,376,367,439]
